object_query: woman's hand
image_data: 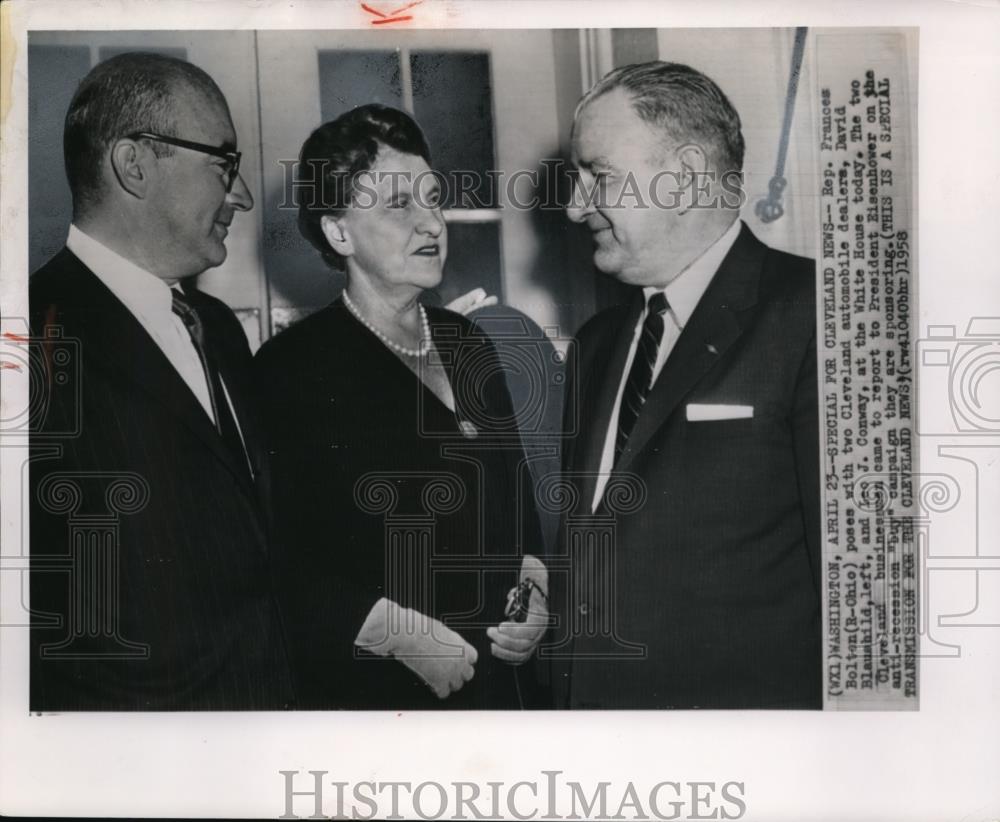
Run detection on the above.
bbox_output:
[355,598,477,699]
[445,288,498,316]
[488,555,549,665]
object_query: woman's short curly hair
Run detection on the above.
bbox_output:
[297,104,432,271]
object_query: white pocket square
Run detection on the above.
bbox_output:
[686,403,754,421]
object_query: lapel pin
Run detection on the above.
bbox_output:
[705,343,719,355]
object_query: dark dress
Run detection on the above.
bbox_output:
[254,300,544,709]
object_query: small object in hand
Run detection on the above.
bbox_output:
[504,578,543,623]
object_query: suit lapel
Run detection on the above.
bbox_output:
[183,285,263,481]
[217,358,264,479]
[613,223,765,476]
[50,250,257,496]
[573,295,644,508]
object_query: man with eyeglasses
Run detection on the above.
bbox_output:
[29,52,295,710]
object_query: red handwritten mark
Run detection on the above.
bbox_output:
[361,0,422,25]
[1,331,28,370]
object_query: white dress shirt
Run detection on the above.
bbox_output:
[591,218,742,511]
[66,224,237,430]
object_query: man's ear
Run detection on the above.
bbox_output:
[674,142,709,214]
[110,138,150,199]
[675,142,709,182]
[320,214,353,258]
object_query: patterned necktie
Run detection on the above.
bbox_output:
[171,290,251,477]
[615,292,670,465]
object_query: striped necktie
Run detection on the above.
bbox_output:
[170,290,252,477]
[615,292,669,465]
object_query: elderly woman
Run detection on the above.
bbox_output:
[255,105,547,709]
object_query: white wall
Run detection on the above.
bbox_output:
[657,28,819,259]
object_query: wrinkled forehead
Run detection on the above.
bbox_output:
[571,88,663,164]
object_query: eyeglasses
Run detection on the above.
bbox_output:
[126,131,242,192]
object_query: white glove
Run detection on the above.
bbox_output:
[487,554,549,665]
[355,598,477,699]
[444,288,498,316]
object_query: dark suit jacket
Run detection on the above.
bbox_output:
[549,223,822,709]
[29,248,294,710]
[254,301,546,709]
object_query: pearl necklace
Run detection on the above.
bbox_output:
[342,290,431,358]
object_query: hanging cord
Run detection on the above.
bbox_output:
[505,577,548,710]
[755,27,809,223]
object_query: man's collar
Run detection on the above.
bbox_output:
[643,217,742,328]
[66,224,175,318]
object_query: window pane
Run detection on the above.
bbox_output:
[410,52,497,209]
[318,50,402,122]
[424,221,503,307]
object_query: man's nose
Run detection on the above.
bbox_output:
[566,177,594,224]
[227,172,254,212]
